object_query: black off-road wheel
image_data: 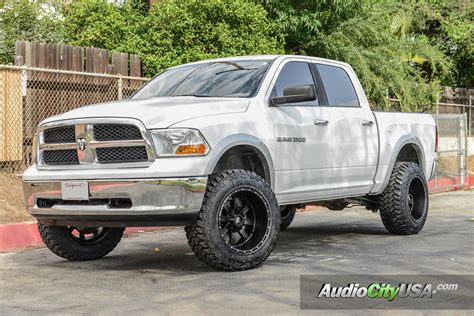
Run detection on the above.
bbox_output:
[378,162,429,235]
[185,170,280,271]
[280,205,296,231]
[38,224,125,261]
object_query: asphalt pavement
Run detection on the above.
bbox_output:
[1,190,473,315]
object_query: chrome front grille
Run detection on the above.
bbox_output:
[93,124,142,141]
[43,126,76,144]
[37,119,154,169]
[96,146,148,164]
[42,149,79,165]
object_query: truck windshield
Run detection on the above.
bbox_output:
[132,60,272,99]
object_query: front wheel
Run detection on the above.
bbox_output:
[38,224,125,261]
[378,162,429,235]
[185,170,280,271]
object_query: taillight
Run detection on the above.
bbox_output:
[435,126,438,152]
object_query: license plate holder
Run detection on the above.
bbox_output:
[61,181,89,201]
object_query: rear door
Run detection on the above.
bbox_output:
[268,60,333,201]
[314,63,378,192]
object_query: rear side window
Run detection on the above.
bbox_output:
[316,64,359,107]
[271,61,318,106]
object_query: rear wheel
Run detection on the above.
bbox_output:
[185,170,280,271]
[38,224,124,261]
[279,205,296,231]
[378,162,429,235]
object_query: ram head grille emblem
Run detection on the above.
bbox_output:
[76,138,87,151]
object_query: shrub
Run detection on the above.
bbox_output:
[61,0,144,55]
[138,0,284,75]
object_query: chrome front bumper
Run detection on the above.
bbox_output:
[23,177,207,227]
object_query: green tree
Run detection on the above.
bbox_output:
[0,0,63,63]
[138,0,284,75]
[1,0,469,109]
[61,0,145,55]
[260,0,453,112]
[260,0,368,54]
[412,0,473,87]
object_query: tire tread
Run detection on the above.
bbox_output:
[185,169,280,271]
[378,162,428,235]
[38,224,124,261]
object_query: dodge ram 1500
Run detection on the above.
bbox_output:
[23,55,437,271]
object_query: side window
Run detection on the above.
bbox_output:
[316,64,360,107]
[271,61,318,106]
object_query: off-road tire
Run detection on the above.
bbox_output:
[378,162,429,235]
[38,224,125,261]
[280,205,296,231]
[185,170,280,271]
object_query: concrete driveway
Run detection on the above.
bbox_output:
[1,190,473,314]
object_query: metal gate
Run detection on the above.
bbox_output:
[431,113,468,192]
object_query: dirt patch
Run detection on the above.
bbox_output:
[0,173,33,224]
[437,155,474,175]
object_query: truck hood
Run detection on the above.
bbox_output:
[41,97,250,128]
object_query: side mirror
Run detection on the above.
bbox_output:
[270,84,316,106]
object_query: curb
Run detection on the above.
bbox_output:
[428,175,474,193]
[0,222,160,252]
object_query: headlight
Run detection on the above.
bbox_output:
[150,129,210,157]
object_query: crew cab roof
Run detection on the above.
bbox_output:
[169,55,351,69]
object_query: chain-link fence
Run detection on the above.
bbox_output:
[0,65,149,176]
[437,100,473,137]
[431,114,469,192]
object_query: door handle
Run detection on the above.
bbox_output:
[362,120,374,126]
[314,119,329,126]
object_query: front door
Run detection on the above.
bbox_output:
[268,61,333,203]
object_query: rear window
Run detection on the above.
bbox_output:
[316,64,359,107]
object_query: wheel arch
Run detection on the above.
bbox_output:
[395,142,424,168]
[205,134,275,189]
[376,135,427,194]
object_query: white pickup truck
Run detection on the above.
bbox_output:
[23,55,437,271]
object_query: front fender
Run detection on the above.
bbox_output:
[204,134,275,190]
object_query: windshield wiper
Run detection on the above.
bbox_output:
[172,93,214,97]
[215,68,258,75]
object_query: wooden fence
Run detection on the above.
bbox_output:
[14,40,141,77]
